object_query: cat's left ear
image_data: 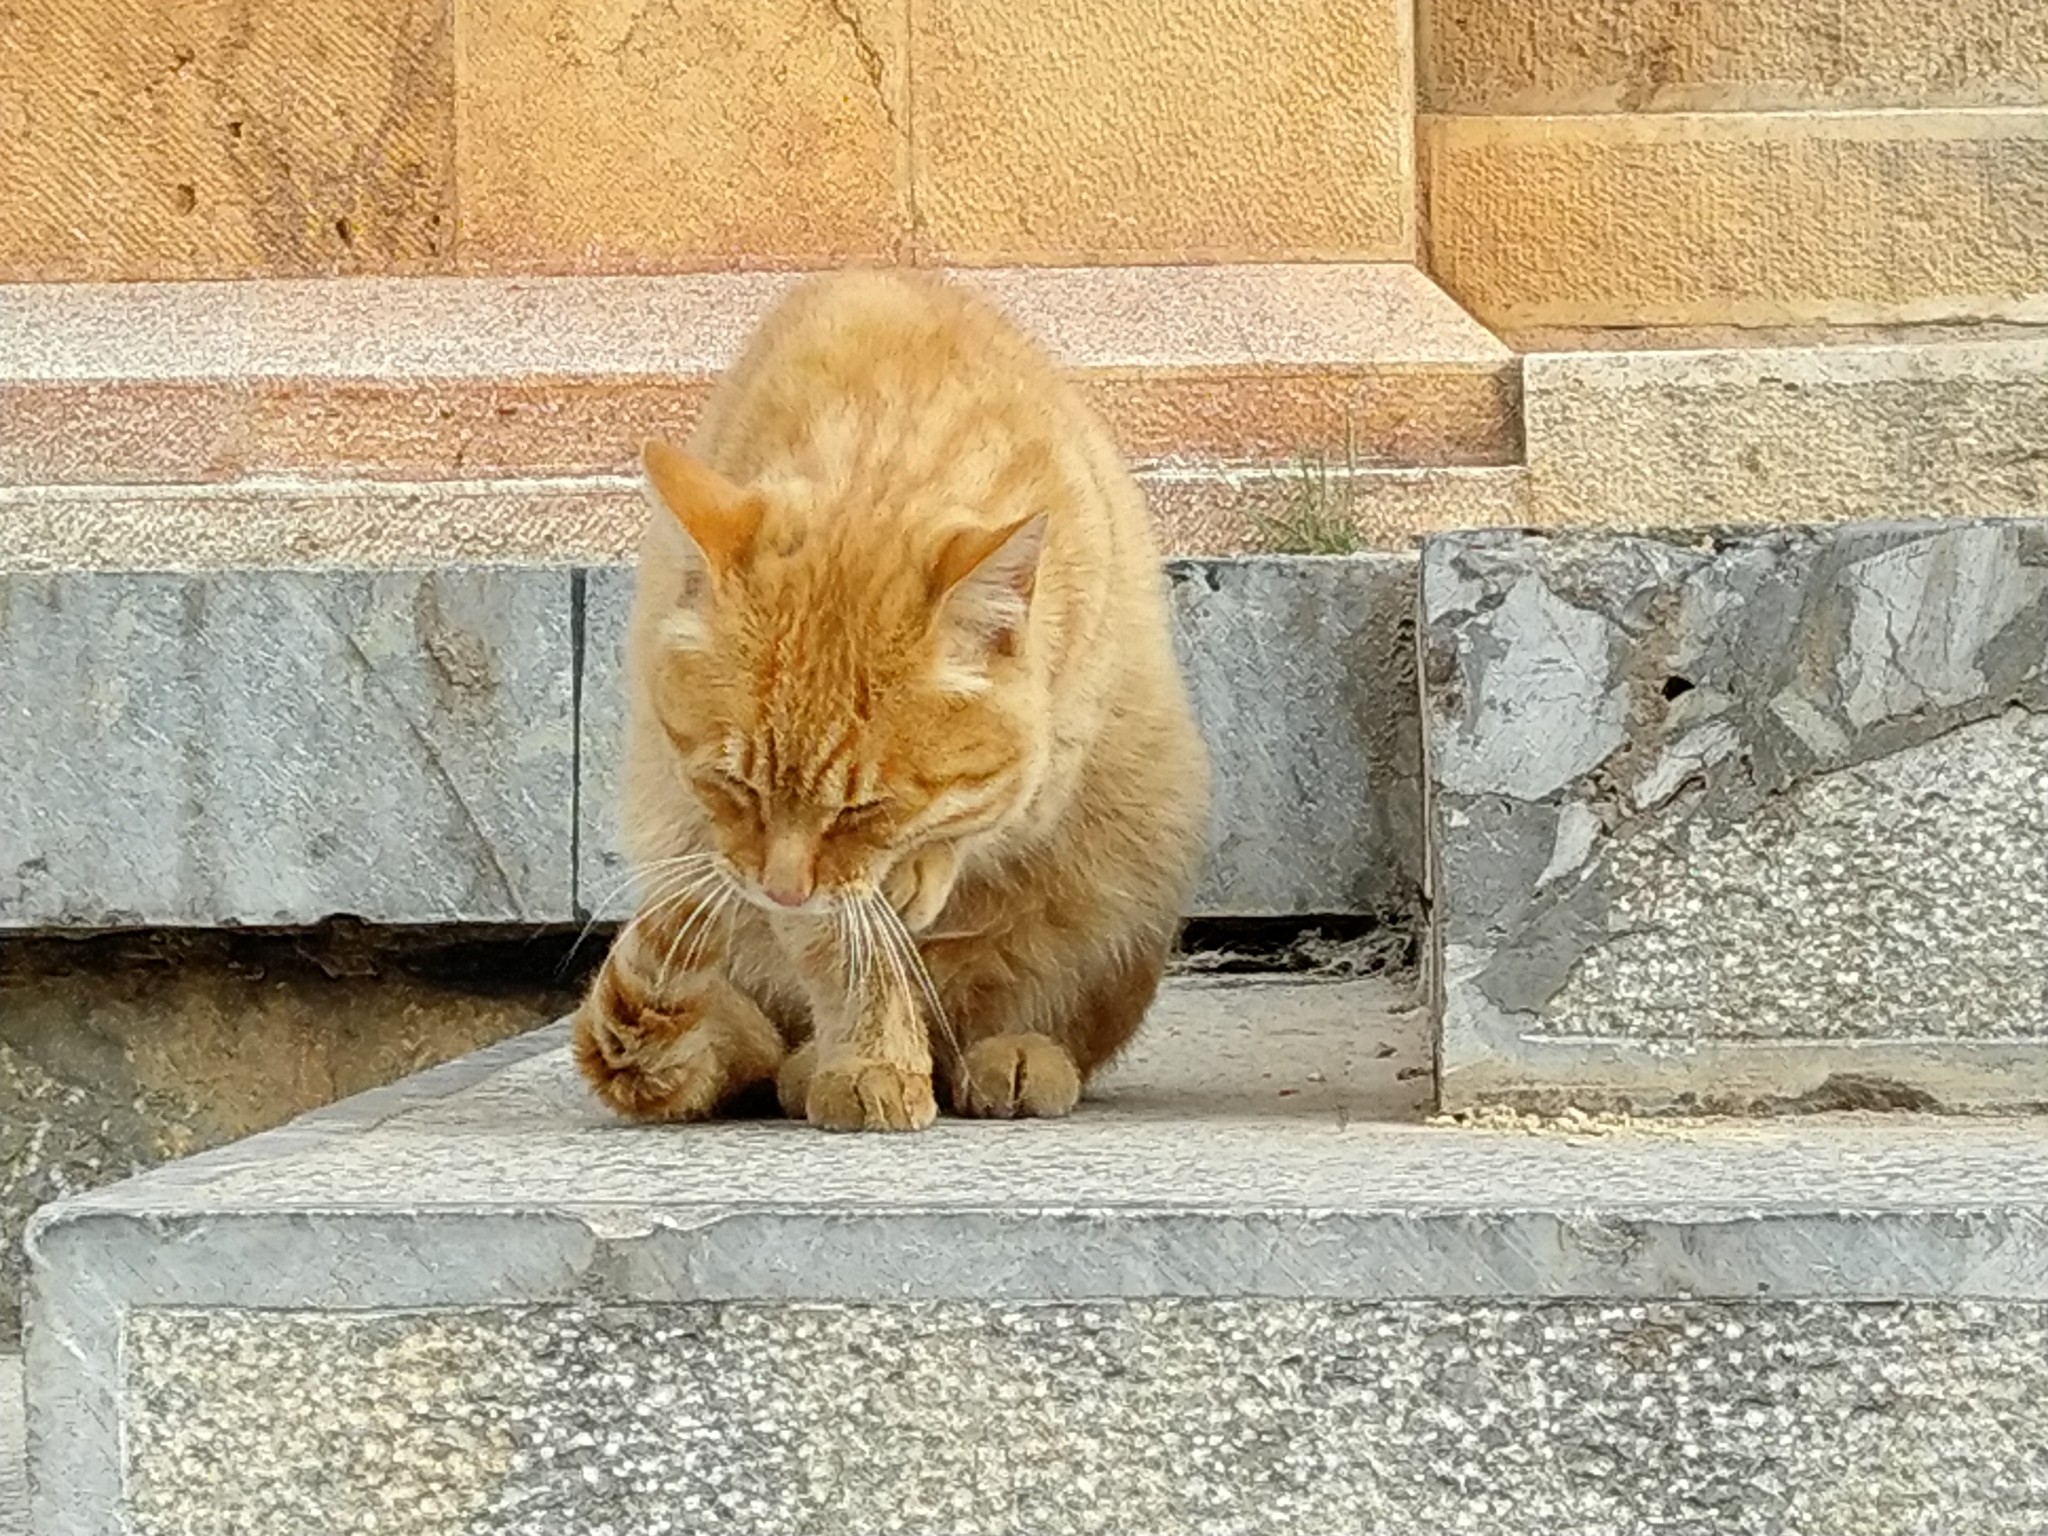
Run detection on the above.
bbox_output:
[932,513,1047,653]
[641,439,762,580]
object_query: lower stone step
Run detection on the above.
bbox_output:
[26,976,2048,1535]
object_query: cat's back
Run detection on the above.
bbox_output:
[724,268,1049,404]
[690,272,1129,525]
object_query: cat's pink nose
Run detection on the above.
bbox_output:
[760,835,815,908]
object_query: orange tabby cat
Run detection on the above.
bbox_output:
[573,270,1210,1132]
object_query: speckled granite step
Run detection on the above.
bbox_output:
[25,974,2048,1536]
[0,1356,21,1536]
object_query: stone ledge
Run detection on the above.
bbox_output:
[0,557,1424,929]
[0,464,1535,570]
[0,266,1518,482]
[9,328,2047,571]
[1423,518,2048,1111]
[24,976,2048,1534]
[1521,334,2048,529]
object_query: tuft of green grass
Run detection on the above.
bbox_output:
[1249,421,1366,556]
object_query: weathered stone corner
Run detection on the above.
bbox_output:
[1424,519,2048,1111]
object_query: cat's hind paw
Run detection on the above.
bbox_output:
[952,1033,1082,1119]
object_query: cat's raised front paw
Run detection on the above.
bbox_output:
[806,1057,939,1132]
[573,976,783,1123]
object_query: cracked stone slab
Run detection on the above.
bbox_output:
[0,569,576,925]
[1423,519,2048,1111]
[579,555,1424,920]
[23,974,2048,1535]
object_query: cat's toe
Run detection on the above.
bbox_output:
[806,1058,939,1132]
[954,1033,1081,1119]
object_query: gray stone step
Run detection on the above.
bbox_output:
[25,975,2048,1535]
[0,555,1420,929]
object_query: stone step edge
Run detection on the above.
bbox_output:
[0,264,1521,482]
[0,464,1533,570]
[8,324,2045,567]
[25,1018,2047,1294]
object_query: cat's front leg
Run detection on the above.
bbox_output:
[780,916,938,1132]
[573,899,784,1122]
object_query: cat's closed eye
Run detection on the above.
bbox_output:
[699,769,760,812]
[828,799,891,834]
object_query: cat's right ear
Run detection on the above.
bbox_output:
[640,440,761,579]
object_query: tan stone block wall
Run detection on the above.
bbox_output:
[1422,0,2048,327]
[0,0,454,281]
[454,0,910,271]
[1424,112,2048,329]
[914,0,1413,264]
[1423,0,2048,113]
[0,0,1418,278]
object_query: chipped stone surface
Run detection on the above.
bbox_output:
[121,1298,2048,1536]
[0,569,576,926]
[582,556,1424,921]
[1425,520,2048,1110]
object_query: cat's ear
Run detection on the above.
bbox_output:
[932,512,1047,654]
[641,439,761,579]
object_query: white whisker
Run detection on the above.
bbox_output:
[681,883,738,974]
[565,852,715,960]
[657,870,738,992]
[865,891,958,1067]
[877,895,950,1031]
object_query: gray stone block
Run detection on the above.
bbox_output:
[23,975,2048,1535]
[1424,519,2048,1110]
[574,563,636,921]
[1170,557,1421,917]
[579,556,1424,920]
[0,569,577,926]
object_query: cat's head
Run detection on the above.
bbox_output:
[638,439,1047,913]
